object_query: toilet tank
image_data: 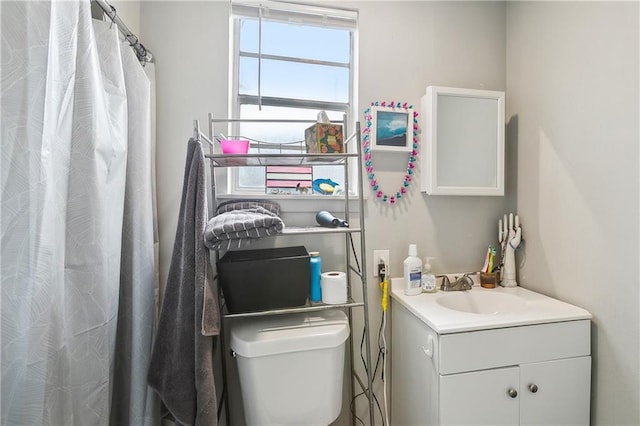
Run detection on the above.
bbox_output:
[230,310,350,426]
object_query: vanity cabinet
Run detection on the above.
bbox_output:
[440,357,591,426]
[391,301,591,426]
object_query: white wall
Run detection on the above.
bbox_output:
[140,0,506,307]
[354,1,507,278]
[140,0,229,287]
[140,1,640,425]
[352,3,507,422]
[110,1,140,35]
[506,2,639,424]
[140,1,506,424]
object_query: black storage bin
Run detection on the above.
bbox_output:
[217,246,310,313]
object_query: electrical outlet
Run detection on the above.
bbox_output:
[373,249,390,277]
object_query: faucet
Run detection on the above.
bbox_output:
[437,273,474,291]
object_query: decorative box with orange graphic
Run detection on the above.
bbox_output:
[304,123,344,153]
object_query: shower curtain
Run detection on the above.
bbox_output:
[1,1,158,425]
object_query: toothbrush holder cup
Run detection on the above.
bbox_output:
[480,272,498,289]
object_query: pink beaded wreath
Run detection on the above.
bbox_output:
[362,101,419,204]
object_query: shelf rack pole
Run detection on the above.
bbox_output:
[208,113,219,214]
[342,115,357,426]
[208,113,231,425]
[355,121,375,425]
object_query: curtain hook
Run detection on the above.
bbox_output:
[139,45,149,65]
[128,34,139,47]
[109,5,117,29]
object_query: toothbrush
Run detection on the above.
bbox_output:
[487,247,495,273]
[482,246,491,273]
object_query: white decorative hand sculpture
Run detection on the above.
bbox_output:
[501,213,521,287]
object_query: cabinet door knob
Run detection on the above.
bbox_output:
[528,384,538,393]
[507,388,518,398]
[421,335,435,359]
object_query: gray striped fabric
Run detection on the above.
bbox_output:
[204,202,284,250]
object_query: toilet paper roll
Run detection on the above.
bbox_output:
[321,271,348,304]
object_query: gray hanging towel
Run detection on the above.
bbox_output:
[148,138,219,426]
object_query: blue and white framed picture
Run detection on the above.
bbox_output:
[371,105,413,152]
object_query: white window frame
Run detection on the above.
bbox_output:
[226,1,359,198]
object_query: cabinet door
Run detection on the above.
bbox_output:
[440,366,519,426]
[391,302,439,425]
[520,356,591,426]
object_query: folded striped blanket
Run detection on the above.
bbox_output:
[203,201,284,250]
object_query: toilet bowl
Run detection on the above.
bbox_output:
[230,309,350,426]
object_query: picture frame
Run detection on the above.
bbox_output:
[370,105,413,152]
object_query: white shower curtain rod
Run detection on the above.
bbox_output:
[92,0,153,64]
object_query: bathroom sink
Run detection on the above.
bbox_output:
[436,291,528,315]
[390,280,592,334]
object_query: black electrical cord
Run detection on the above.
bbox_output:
[374,312,386,381]
[374,266,388,382]
[376,263,387,381]
[347,234,388,423]
[350,387,384,425]
[350,270,389,425]
[350,321,385,423]
[349,390,366,426]
[349,390,367,426]
[349,233,361,273]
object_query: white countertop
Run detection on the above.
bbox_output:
[390,279,592,334]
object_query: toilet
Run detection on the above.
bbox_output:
[230,309,350,426]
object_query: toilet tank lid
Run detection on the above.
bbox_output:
[230,309,350,358]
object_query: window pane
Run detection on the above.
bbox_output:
[239,19,350,63]
[238,104,344,143]
[236,105,346,191]
[239,57,348,103]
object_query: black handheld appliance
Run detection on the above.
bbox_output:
[316,210,349,228]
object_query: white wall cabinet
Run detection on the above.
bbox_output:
[420,86,505,196]
[391,301,591,425]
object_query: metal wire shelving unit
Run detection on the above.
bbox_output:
[196,113,375,425]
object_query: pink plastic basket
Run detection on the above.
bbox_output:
[220,139,250,154]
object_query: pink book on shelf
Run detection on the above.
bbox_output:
[266,180,312,188]
[265,165,313,192]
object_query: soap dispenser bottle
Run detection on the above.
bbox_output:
[421,257,437,293]
[403,244,422,296]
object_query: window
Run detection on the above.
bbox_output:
[228,1,357,195]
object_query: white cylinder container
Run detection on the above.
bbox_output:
[403,244,422,295]
[321,271,347,304]
[230,310,350,426]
